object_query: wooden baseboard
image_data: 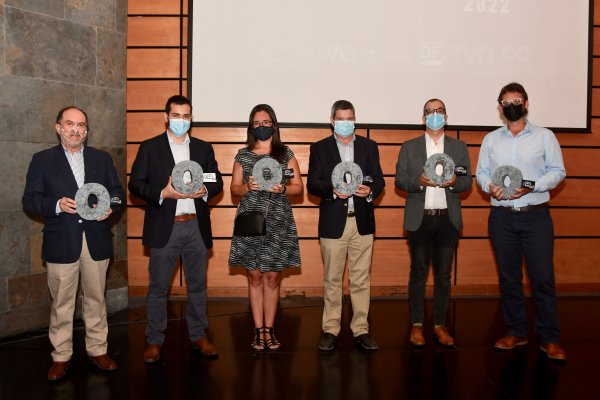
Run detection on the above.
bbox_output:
[128,283,600,298]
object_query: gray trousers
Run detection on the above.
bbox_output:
[145,219,208,345]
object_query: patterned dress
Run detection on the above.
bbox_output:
[228,147,301,271]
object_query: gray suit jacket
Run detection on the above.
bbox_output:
[395,134,472,231]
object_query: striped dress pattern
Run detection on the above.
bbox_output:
[228,147,301,271]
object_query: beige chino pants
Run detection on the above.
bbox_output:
[320,217,373,336]
[46,233,109,361]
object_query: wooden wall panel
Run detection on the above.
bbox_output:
[127,112,166,142]
[374,178,407,206]
[562,148,600,176]
[379,145,402,175]
[129,0,187,15]
[127,0,600,297]
[127,49,187,78]
[456,239,499,285]
[555,239,600,283]
[550,179,600,207]
[128,17,187,47]
[127,81,186,110]
[370,130,427,144]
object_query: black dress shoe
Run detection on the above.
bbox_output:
[355,333,379,351]
[318,332,337,351]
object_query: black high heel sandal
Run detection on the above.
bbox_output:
[264,327,281,351]
[251,327,266,351]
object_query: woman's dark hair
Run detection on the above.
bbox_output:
[247,104,286,163]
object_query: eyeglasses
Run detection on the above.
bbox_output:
[252,120,273,128]
[424,108,446,116]
[64,120,87,129]
[500,98,524,107]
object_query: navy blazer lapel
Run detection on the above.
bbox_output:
[353,136,368,171]
[326,135,342,165]
[52,145,79,190]
[160,132,176,168]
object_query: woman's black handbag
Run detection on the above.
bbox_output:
[233,192,271,237]
[233,211,266,236]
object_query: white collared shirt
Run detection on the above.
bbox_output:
[167,133,197,216]
[424,133,448,210]
[56,145,85,214]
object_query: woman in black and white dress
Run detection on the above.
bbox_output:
[228,104,302,351]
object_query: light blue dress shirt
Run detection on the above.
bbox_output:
[476,121,566,208]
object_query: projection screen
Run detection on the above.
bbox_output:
[189,0,591,130]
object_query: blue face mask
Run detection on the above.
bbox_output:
[425,112,445,131]
[334,120,355,137]
[169,119,191,137]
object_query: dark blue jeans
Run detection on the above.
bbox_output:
[489,207,560,343]
[407,214,458,326]
[146,219,209,345]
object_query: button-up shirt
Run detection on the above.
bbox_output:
[334,133,356,213]
[56,145,85,214]
[424,133,448,210]
[476,121,566,207]
[167,134,197,216]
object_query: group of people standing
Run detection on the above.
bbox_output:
[22,81,567,382]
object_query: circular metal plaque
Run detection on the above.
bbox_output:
[424,153,455,185]
[252,157,283,191]
[172,160,204,194]
[492,165,523,197]
[75,183,111,220]
[331,161,363,196]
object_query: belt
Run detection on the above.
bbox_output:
[347,211,356,218]
[494,202,549,212]
[423,209,448,216]
[174,213,196,222]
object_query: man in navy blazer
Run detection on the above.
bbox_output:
[395,98,472,348]
[129,95,223,363]
[307,100,385,352]
[23,106,124,381]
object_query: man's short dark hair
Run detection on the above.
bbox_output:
[422,98,446,116]
[330,100,355,118]
[55,106,88,126]
[497,82,528,103]
[165,95,192,114]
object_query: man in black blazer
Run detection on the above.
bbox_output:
[395,98,472,347]
[307,100,385,351]
[23,106,124,381]
[129,95,223,362]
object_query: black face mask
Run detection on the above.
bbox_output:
[252,126,274,141]
[502,104,525,122]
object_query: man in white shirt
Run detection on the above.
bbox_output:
[129,95,223,363]
[395,99,472,347]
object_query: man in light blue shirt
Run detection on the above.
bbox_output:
[476,82,567,361]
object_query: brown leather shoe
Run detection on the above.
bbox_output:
[191,337,218,357]
[89,354,118,371]
[494,335,528,350]
[433,326,455,347]
[143,344,161,364]
[410,325,426,347]
[540,342,567,361]
[47,361,69,381]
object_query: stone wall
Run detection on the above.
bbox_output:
[0,0,128,338]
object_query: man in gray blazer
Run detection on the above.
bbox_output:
[395,99,472,347]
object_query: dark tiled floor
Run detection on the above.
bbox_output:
[1,296,599,399]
